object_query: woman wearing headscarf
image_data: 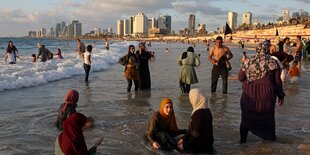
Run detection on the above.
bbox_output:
[177,89,214,153]
[146,98,185,150]
[177,46,200,94]
[55,113,103,155]
[118,45,140,92]
[238,42,285,143]
[56,89,94,130]
[136,42,151,90]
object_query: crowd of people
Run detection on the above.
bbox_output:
[2,35,309,154]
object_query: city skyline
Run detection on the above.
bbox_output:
[0,0,309,37]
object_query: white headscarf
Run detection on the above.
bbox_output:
[189,88,208,115]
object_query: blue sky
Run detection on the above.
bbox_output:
[0,0,309,37]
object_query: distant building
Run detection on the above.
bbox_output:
[197,24,206,35]
[28,31,36,37]
[188,14,195,35]
[55,23,61,37]
[158,15,171,35]
[123,19,130,36]
[292,12,300,18]
[128,16,134,35]
[301,11,309,18]
[108,27,113,34]
[48,27,55,38]
[283,9,290,21]
[242,12,252,25]
[72,20,82,37]
[148,17,157,29]
[93,27,101,36]
[228,12,238,31]
[133,12,148,36]
[117,20,124,37]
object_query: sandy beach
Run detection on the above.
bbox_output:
[1,42,310,154]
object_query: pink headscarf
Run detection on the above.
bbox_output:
[59,89,79,116]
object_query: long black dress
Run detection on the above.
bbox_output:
[183,109,214,153]
[136,50,151,89]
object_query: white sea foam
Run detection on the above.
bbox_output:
[0,40,137,91]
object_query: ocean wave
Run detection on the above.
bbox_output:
[0,40,137,91]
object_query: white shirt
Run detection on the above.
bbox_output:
[83,51,91,65]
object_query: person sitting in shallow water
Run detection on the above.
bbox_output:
[56,89,94,130]
[146,98,185,151]
[177,89,214,154]
[55,112,103,155]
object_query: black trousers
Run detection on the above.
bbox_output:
[211,65,228,94]
[240,124,249,143]
[180,82,191,94]
[127,79,139,92]
[84,63,91,82]
[154,132,177,150]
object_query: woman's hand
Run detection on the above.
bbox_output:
[152,142,160,149]
[278,98,284,106]
[177,139,184,151]
[95,138,103,147]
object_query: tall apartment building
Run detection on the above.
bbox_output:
[55,23,61,37]
[242,12,252,25]
[133,12,148,36]
[123,19,130,36]
[117,20,124,37]
[228,12,238,30]
[283,9,290,21]
[188,14,195,35]
[158,15,171,35]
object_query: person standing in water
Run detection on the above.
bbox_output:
[83,45,92,82]
[177,46,200,94]
[118,45,140,92]
[208,36,233,94]
[136,42,152,90]
[104,38,110,50]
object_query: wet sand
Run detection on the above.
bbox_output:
[0,42,310,154]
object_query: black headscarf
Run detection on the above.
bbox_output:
[181,46,194,59]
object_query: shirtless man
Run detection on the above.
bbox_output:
[76,39,85,58]
[208,36,233,94]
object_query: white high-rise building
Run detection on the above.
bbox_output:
[242,12,252,25]
[283,9,290,21]
[228,12,238,30]
[117,20,124,36]
[133,12,148,36]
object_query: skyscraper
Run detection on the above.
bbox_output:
[242,12,252,25]
[133,12,148,36]
[283,9,290,21]
[117,20,124,37]
[157,15,171,35]
[188,14,195,35]
[72,20,82,37]
[55,23,61,37]
[123,19,130,36]
[228,12,237,31]
[128,16,134,35]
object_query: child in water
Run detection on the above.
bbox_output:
[289,61,300,84]
[32,54,36,63]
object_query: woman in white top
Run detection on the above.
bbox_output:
[83,45,92,82]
